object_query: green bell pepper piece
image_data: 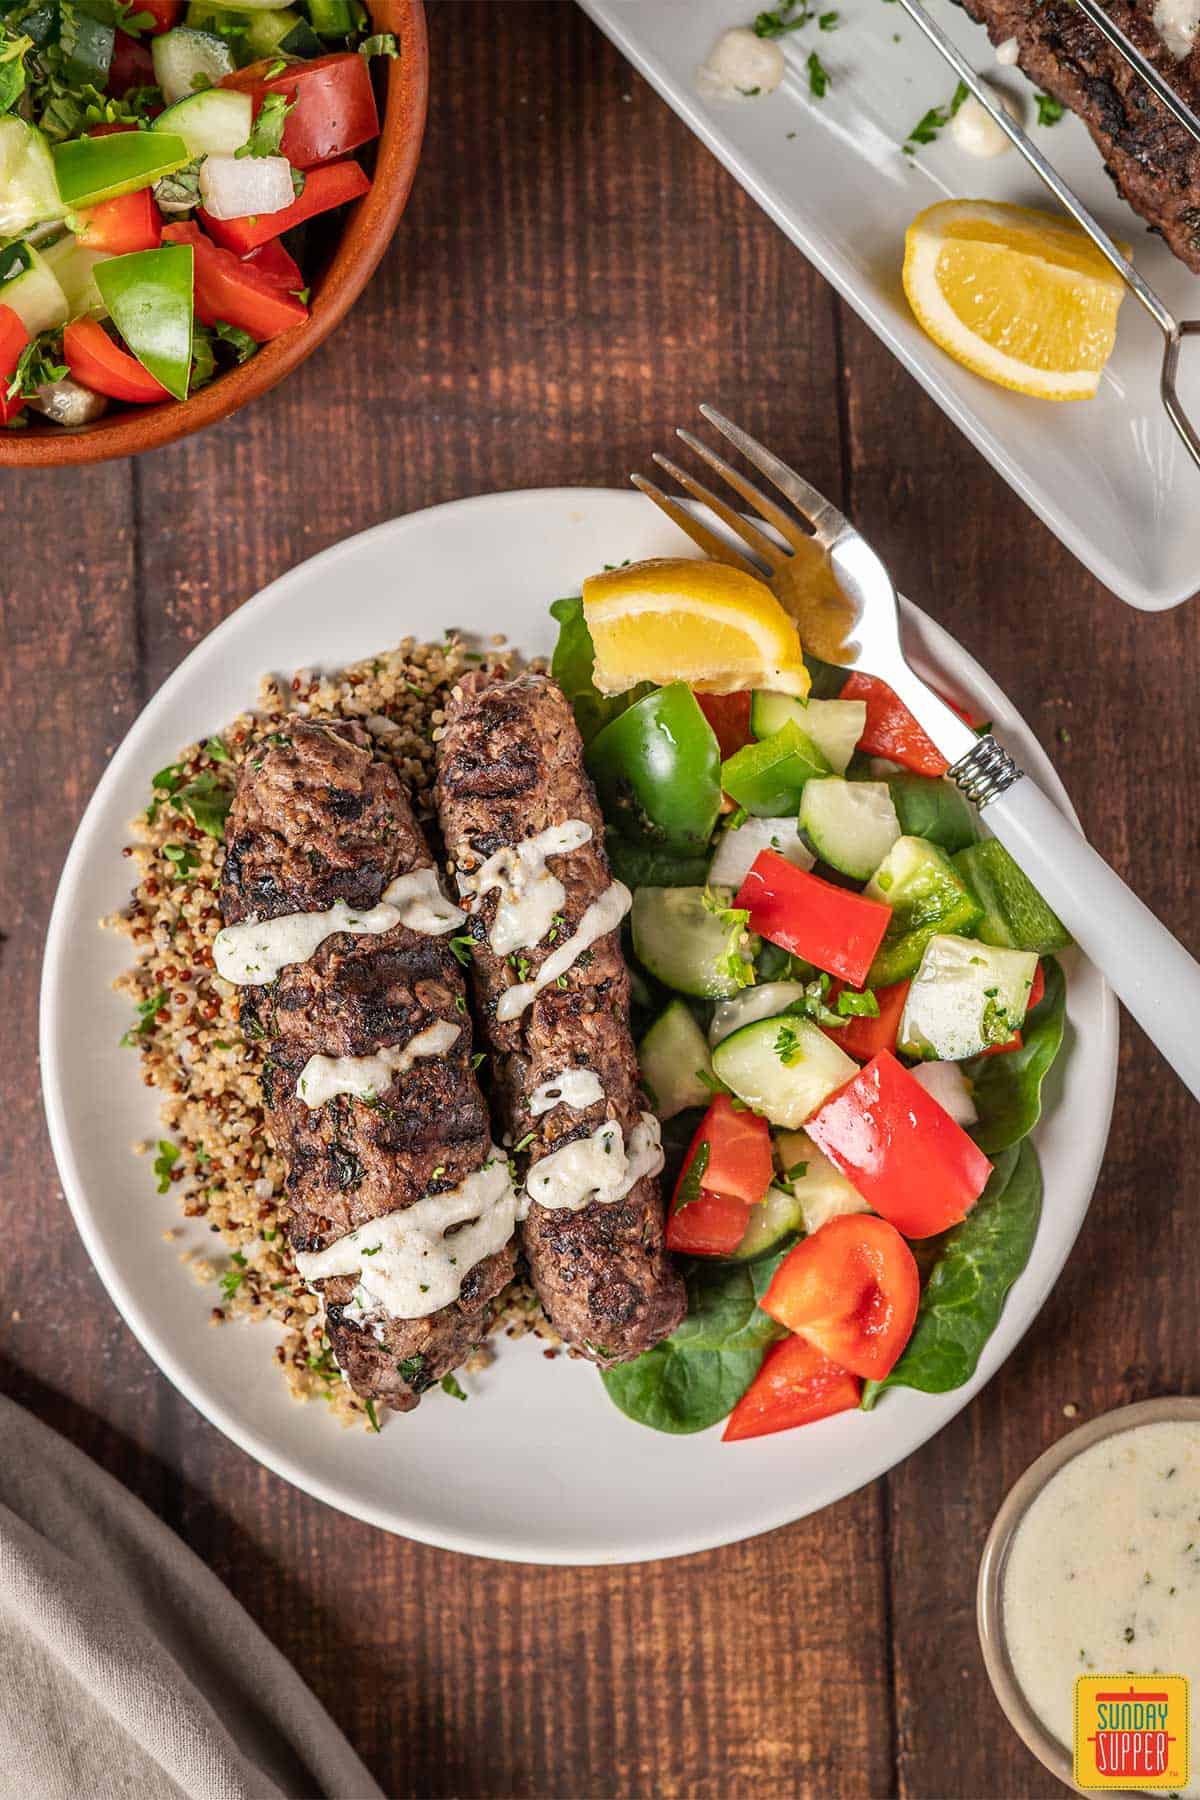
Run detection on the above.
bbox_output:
[94,246,194,402]
[586,683,721,852]
[53,131,190,209]
[721,720,831,817]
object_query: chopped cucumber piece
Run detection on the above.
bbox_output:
[708,814,813,890]
[0,119,66,238]
[954,839,1072,954]
[864,836,983,987]
[799,777,900,881]
[910,1060,978,1127]
[775,1129,870,1234]
[722,720,830,817]
[727,1185,804,1262]
[152,88,254,158]
[712,1015,856,1128]
[0,240,67,335]
[898,933,1038,1061]
[152,27,236,105]
[630,887,758,999]
[41,234,110,316]
[885,773,978,852]
[709,981,809,1047]
[750,692,866,774]
[306,0,355,34]
[639,1000,713,1119]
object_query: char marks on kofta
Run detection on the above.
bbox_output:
[220,718,516,1412]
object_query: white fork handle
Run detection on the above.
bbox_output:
[982,775,1200,1100]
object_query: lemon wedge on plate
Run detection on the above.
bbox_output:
[582,558,809,697]
[903,199,1127,401]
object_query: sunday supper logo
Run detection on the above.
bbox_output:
[1073,1677,1189,1790]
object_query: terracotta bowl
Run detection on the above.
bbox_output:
[1,0,427,466]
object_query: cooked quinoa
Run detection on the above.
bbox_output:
[105,632,560,1431]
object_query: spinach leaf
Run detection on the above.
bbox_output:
[861,1141,1041,1408]
[548,595,649,745]
[964,956,1066,1154]
[605,833,710,890]
[600,1251,789,1434]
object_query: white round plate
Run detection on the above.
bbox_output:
[40,488,1118,1565]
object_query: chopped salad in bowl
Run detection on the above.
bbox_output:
[0,0,405,431]
[557,557,1071,1444]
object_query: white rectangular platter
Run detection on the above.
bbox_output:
[580,0,1200,609]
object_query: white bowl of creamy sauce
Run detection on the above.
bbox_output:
[979,1400,1200,1796]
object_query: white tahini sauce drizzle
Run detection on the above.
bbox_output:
[1153,0,1200,57]
[1002,1419,1200,1795]
[495,881,632,1022]
[696,27,785,100]
[950,85,1021,157]
[529,1068,605,1118]
[995,34,1020,64]
[295,1020,460,1109]
[524,1114,663,1214]
[213,868,466,985]
[294,1152,519,1320]
[459,819,592,957]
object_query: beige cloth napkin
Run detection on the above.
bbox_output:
[0,1394,383,1800]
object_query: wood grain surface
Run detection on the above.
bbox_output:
[2,4,1197,1796]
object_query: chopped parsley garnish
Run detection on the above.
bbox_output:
[163,842,199,879]
[1035,92,1065,125]
[701,888,755,990]
[904,81,967,152]
[512,1131,535,1154]
[470,1051,486,1071]
[215,320,258,365]
[219,1249,248,1302]
[203,736,232,763]
[364,1398,382,1432]
[153,1139,180,1193]
[7,330,66,403]
[673,1140,710,1212]
[807,50,829,95]
[818,11,839,28]
[236,88,294,158]
[120,987,168,1047]
[146,763,182,824]
[441,1372,468,1401]
[753,0,809,36]
[775,1022,804,1065]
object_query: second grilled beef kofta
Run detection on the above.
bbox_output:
[434,672,686,1365]
[216,719,519,1412]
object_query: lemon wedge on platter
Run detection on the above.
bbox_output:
[582,557,810,697]
[902,199,1128,401]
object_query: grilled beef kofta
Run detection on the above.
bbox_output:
[217,719,518,1412]
[961,0,1200,272]
[434,672,686,1365]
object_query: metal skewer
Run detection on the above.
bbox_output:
[1071,0,1200,152]
[897,0,1200,472]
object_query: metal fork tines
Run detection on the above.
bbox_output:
[897,0,1200,472]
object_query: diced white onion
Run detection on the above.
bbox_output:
[197,153,295,221]
[910,1059,979,1127]
[709,815,815,890]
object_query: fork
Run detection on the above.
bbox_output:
[634,405,1200,1101]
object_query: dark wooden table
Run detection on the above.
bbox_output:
[3,4,1197,1795]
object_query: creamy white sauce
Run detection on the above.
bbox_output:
[1154,0,1200,57]
[951,86,1021,157]
[295,1020,460,1109]
[1004,1420,1200,1796]
[524,1113,663,1213]
[459,819,592,958]
[214,868,466,986]
[382,868,468,937]
[995,34,1020,64]
[496,881,632,1022]
[697,27,786,99]
[294,1152,519,1320]
[529,1068,605,1118]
